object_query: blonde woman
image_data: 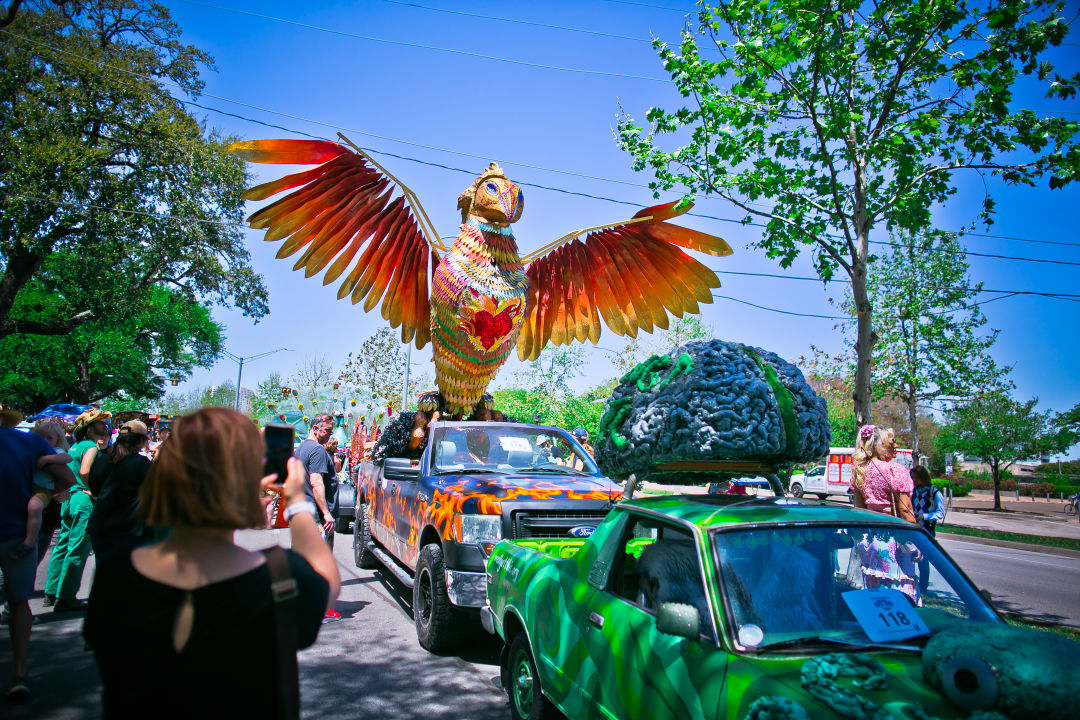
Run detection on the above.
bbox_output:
[851,425,915,522]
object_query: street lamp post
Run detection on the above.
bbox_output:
[220,348,293,411]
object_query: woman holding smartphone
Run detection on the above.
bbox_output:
[84,407,340,718]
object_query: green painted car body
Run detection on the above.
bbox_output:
[484,495,1077,720]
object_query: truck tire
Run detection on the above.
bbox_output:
[335,515,351,534]
[506,633,558,720]
[413,543,466,652]
[816,493,828,500]
[790,482,804,498]
[353,502,378,569]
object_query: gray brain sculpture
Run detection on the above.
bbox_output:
[595,339,830,480]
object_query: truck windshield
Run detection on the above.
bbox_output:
[429,424,598,475]
[711,525,999,652]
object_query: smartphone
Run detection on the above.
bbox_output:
[264,424,295,486]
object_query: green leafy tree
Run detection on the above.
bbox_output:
[938,391,1074,509]
[0,1,267,344]
[849,231,1004,455]
[0,286,221,410]
[514,346,586,398]
[247,371,287,422]
[338,327,409,404]
[617,0,1079,427]
[610,315,713,375]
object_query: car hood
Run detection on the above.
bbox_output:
[726,650,961,719]
[727,623,1080,720]
[430,473,621,511]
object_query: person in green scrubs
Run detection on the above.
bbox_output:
[43,410,110,610]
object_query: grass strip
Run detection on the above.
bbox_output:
[938,525,1080,552]
[1002,613,1080,643]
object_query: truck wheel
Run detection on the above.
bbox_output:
[414,543,465,652]
[507,633,557,720]
[335,515,351,534]
[790,483,804,498]
[816,493,828,500]
[353,502,378,569]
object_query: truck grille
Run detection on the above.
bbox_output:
[510,510,609,539]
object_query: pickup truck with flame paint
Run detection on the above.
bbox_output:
[353,420,621,651]
[483,493,1079,720]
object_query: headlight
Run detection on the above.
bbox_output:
[459,514,502,544]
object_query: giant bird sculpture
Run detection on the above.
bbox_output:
[229,137,732,416]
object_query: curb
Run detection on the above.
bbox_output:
[937,531,1080,559]
[948,506,1073,523]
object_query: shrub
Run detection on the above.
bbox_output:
[932,478,972,497]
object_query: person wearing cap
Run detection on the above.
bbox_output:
[43,409,111,612]
[88,420,153,561]
[535,434,554,465]
[570,427,594,471]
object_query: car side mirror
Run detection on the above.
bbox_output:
[656,602,700,639]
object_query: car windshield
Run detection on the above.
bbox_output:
[429,424,597,475]
[712,525,999,652]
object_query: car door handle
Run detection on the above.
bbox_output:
[588,612,604,629]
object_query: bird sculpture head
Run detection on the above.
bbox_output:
[457,162,523,225]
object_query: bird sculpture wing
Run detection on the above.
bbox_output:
[516,199,732,361]
[228,138,438,349]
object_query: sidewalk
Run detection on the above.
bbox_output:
[942,491,1080,541]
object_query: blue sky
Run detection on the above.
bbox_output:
[161,0,1079,453]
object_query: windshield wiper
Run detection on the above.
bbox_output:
[432,468,513,476]
[750,635,924,654]
[522,466,591,475]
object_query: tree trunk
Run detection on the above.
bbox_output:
[907,389,920,458]
[851,256,874,428]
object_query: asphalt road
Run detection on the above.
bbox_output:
[4,527,1078,719]
[939,536,1080,628]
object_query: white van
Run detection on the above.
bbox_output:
[789,446,913,499]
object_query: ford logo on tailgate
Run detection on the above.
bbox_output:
[568,526,595,538]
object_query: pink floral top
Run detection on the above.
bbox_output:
[859,459,913,512]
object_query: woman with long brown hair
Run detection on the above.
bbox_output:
[84,407,340,718]
[851,425,915,522]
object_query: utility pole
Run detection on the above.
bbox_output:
[221,348,293,411]
[401,343,411,413]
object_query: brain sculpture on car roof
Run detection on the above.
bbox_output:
[595,339,830,480]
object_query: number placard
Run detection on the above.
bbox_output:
[841,588,929,642]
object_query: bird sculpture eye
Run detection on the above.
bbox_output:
[485,182,498,193]
[517,190,524,208]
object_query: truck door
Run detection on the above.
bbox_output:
[579,514,727,720]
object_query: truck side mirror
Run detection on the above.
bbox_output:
[655,602,700,639]
[384,457,420,481]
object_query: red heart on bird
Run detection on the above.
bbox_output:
[471,308,514,350]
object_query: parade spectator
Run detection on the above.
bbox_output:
[84,407,338,718]
[851,425,915,522]
[1,410,76,702]
[43,409,110,611]
[910,465,945,535]
[16,423,73,562]
[296,413,340,621]
[88,420,153,560]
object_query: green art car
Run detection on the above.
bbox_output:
[482,495,1078,720]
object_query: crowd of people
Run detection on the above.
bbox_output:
[1,406,341,714]
[2,397,944,713]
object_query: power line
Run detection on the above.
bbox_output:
[10,26,1080,259]
[171,0,667,82]
[708,268,1080,299]
[712,294,850,320]
[377,0,651,43]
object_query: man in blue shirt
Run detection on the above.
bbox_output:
[1,415,77,702]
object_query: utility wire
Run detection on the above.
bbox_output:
[171,0,667,82]
[10,27,1080,257]
[707,269,1080,299]
[376,0,651,43]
